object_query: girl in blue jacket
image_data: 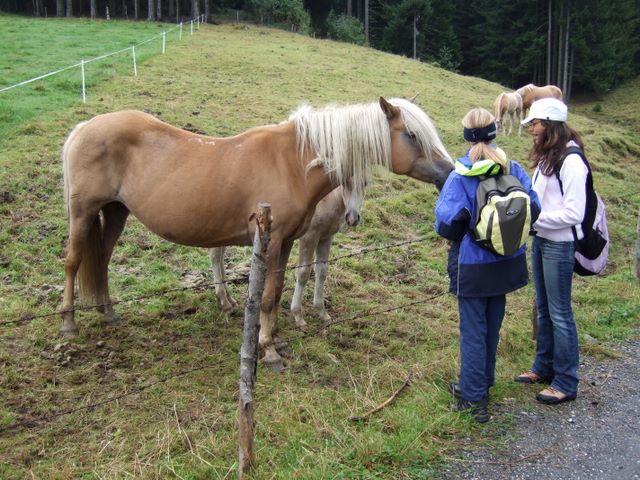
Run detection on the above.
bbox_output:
[435,107,540,422]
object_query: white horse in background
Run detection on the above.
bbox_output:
[516,83,563,116]
[209,185,363,327]
[494,91,523,136]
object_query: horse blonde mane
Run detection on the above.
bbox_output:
[388,97,452,167]
[290,97,450,194]
[516,83,535,96]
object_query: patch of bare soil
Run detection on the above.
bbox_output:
[441,334,640,479]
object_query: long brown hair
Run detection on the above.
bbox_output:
[529,120,584,176]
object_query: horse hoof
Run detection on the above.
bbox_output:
[275,342,294,359]
[262,358,285,372]
[104,314,122,327]
[292,317,307,329]
[60,326,79,337]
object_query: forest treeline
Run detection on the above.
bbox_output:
[3,0,639,96]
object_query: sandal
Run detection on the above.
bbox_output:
[536,386,576,405]
[513,371,548,384]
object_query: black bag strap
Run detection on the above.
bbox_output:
[554,146,595,243]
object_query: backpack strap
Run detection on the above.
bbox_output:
[554,146,595,242]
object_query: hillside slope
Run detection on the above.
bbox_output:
[1,22,638,479]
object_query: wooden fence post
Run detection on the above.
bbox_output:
[238,203,271,479]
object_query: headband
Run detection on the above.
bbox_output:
[463,123,497,143]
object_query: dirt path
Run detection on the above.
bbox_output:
[441,334,640,480]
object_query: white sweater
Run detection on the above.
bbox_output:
[532,141,589,242]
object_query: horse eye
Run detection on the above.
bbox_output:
[405,132,417,141]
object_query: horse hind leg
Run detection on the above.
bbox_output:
[97,202,129,326]
[62,205,111,335]
[312,235,334,322]
[62,214,95,335]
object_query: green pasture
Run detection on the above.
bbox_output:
[0,13,196,137]
[0,14,639,479]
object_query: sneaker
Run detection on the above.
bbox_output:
[448,382,490,400]
[453,397,490,423]
[536,386,576,405]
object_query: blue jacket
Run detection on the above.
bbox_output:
[435,152,541,297]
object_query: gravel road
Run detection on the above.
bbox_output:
[441,334,640,480]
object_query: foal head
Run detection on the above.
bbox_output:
[340,178,367,227]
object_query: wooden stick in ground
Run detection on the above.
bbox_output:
[348,370,413,422]
[531,302,538,340]
[238,203,271,479]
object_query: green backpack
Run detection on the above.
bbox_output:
[456,155,532,256]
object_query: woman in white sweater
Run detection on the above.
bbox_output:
[515,98,588,404]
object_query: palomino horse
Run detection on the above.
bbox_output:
[209,185,361,328]
[61,97,453,369]
[516,83,563,115]
[494,91,523,136]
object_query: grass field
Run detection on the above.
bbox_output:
[1,14,639,479]
[0,14,195,137]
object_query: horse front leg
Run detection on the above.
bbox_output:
[259,241,285,371]
[312,235,334,322]
[208,246,238,315]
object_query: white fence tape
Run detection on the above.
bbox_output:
[0,14,205,102]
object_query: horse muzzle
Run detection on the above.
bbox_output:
[345,210,361,227]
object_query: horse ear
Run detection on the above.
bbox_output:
[379,97,399,120]
[407,93,419,103]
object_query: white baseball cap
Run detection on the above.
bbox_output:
[521,97,568,125]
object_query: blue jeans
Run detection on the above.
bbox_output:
[531,236,579,396]
[458,295,506,402]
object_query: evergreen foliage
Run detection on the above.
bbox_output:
[3,0,639,95]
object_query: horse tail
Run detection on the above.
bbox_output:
[514,91,523,109]
[62,121,88,219]
[494,93,505,120]
[76,217,107,306]
[62,121,108,306]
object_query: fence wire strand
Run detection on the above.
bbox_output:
[0,290,448,435]
[0,236,450,435]
[1,236,434,326]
